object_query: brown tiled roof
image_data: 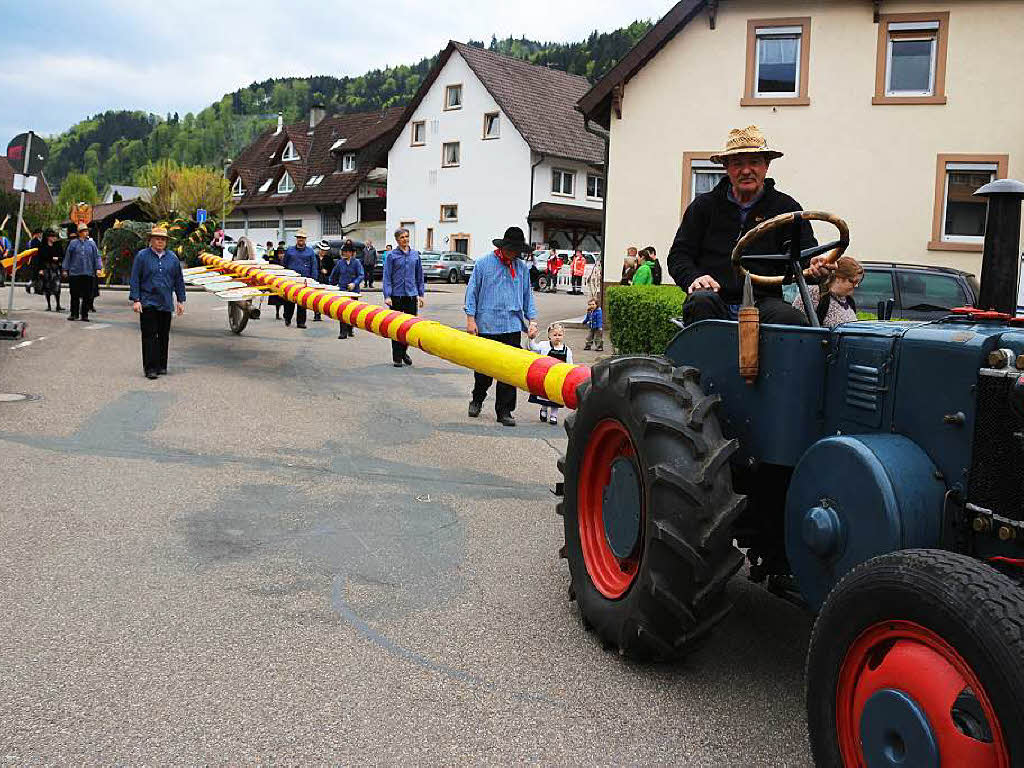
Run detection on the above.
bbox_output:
[0,158,54,207]
[393,42,604,165]
[228,107,404,210]
[61,199,152,227]
[577,0,706,127]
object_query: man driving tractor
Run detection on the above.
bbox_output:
[668,125,833,326]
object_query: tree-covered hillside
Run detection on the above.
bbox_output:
[44,22,652,192]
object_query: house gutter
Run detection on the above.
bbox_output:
[582,117,610,305]
[528,152,546,246]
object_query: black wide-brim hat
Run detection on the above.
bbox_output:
[492,226,532,254]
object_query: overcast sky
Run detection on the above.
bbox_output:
[0,0,673,149]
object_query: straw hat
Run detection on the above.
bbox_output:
[76,222,90,232]
[150,225,169,238]
[295,228,309,239]
[709,125,784,165]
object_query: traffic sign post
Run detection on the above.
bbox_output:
[4,131,49,324]
[196,209,208,224]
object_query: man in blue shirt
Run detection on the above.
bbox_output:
[61,223,103,321]
[282,229,318,328]
[329,241,364,339]
[464,226,538,426]
[129,225,186,379]
[382,227,425,367]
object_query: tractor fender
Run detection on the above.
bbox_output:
[785,435,946,610]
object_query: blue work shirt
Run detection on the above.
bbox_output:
[330,256,364,293]
[382,247,424,299]
[584,307,603,330]
[62,238,102,276]
[129,247,186,312]
[284,245,318,278]
[464,250,537,334]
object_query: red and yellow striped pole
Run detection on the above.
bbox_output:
[200,253,592,408]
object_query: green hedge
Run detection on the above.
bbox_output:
[607,285,687,355]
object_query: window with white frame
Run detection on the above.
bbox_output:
[941,161,997,244]
[445,84,463,110]
[411,121,426,145]
[586,174,604,200]
[690,159,727,201]
[442,142,460,167]
[258,178,273,193]
[282,141,299,161]
[440,204,458,222]
[755,25,803,97]
[885,21,939,96]
[483,112,500,139]
[552,168,575,196]
[277,171,294,194]
[342,153,356,172]
[231,176,244,196]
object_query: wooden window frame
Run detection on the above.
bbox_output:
[411,120,426,146]
[441,141,461,168]
[482,112,500,140]
[681,152,727,216]
[425,227,434,250]
[450,232,472,255]
[444,84,463,111]
[928,153,1008,252]
[440,203,459,223]
[741,17,811,107]
[874,12,949,105]
[551,167,576,197]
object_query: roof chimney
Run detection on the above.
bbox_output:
[309,103,326,130]
[274,112,283,135]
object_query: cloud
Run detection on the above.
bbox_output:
[0,0,673,149]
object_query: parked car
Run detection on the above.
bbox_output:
[421,251,473,283]
[782,262,979,321]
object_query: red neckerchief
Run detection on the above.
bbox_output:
[495,249,516,278]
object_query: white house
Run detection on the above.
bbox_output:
[225,106,403,248]
[386,41,605,257]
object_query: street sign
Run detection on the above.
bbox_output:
[196,209,208,224]
[12,175,37,193]
[6,132,48,175]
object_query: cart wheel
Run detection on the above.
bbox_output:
[228,300,249,335]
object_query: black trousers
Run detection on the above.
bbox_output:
[472,332,521,416]
[339,320,354,337]
[390,295,418,362]
[68,275,93,319]
[682,291,808,326]
[571,275,583,293]
[140,308,172,373]
[363,265,375,287]
[283,301,306,326]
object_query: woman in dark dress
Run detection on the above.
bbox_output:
[268,245,286,319]
[35,230,63,311]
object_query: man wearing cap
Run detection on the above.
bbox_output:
[668,125,829,326]
[129,225,186,379]
[62,223,103,321]
[282,229,318,328]
[383,227,425,367]
[464,226,539,427]
[329,241,364,339]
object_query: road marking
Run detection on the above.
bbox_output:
[10,340,32,349]
[81,323,111,330]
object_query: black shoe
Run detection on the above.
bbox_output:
[468,401,482,418]
[296,323,307,329]
[80,317,90,322]
[313,315,322,322]
[338,333,346,339]
[157,369,167,376]
[145,371,158,380]
[393,361,404,367]
[498,414,516,427]
[284,320,291,327]
[68,315,78,321]
[45,306,51,312]
[402,355,412,366]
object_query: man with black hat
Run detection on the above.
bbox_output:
[313,238,334,321]
[329,241,364,339]
[464,226,538,427]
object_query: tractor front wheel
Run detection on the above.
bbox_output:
[228,301,249,335]
[806,549,1024,767]
[559,356,746,660]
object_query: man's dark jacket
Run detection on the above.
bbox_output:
[667,176,817,303]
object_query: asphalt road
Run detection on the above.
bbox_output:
[0,285,813,765]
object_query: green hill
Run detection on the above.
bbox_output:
[44,22,652,192]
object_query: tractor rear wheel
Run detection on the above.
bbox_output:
[806,549,1024,767]
[559,356,746,660]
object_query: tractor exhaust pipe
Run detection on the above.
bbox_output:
[974,179,1024,314]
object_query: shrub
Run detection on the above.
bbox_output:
[607,285,687,355]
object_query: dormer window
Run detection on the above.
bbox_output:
[342,153,356,172]
[444,84,463,110]
[231,176,244,196]
[277,171,294,194]
[282,141,299,161]
[258,178,273,193]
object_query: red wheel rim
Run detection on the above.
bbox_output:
[578,419,642,599]
[837,620,1009,767]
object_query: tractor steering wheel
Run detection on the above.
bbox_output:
[730,210,850,288]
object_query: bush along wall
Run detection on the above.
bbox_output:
[606,285,687,355]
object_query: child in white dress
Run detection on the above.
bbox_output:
[528,322,574,425]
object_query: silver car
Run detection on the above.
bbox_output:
[422,251,474,283]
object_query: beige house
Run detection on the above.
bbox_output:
[578,0,1024,290]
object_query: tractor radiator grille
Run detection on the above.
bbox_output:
[846,364,882,412]
[967,373,1024,522]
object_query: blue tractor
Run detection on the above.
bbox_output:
[558,181,1024,766]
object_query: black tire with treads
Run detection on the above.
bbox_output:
[559,355,746,660]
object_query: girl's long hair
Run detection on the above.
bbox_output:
[823,255,864,293]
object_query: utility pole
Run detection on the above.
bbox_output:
[5,131,33,316]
